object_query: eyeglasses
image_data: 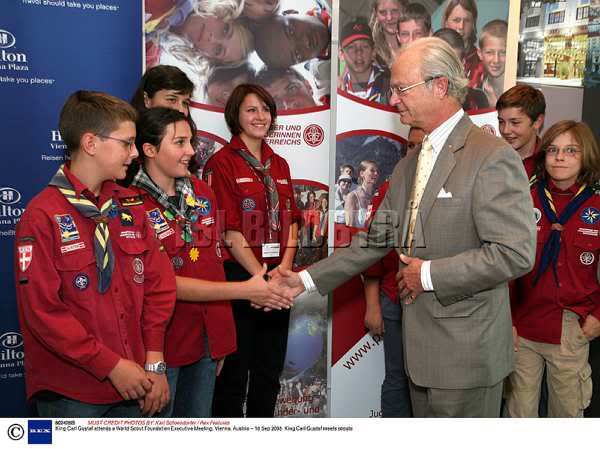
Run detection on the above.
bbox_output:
[545,145,582,157]
[97,134,136,149]
[389,76,441,98]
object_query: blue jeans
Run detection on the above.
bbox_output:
[36,394,142,418]
[381,292,412,417]
[159,355,217,417]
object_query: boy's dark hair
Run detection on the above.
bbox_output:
[433,28,464,53]
[205,62,255,90]
[224,84,277,136]
[399,3,432,33]
[130,65,194,112]
[496,85,546,123]
[59,90,137,154]
[255,67,304,88]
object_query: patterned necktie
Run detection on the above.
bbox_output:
[237,150,280,233]
[49,165,114,293]
[406,136,434,255]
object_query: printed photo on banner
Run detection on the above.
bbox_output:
[292,181,329,269]
[337,0,509,111]
[192,131,226,178]
[335,131,406,229]
[519,0,591,88]
[276,292,328,417]
[145,0,332,113]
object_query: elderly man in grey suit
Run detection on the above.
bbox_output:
[272,37,536,417]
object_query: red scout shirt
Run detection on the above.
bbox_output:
[130,177,236,365]
[512,181,600,344]
[362,181,399,302]
[14,166,176,404]
[522,137,542,180]
[203,136,301,266]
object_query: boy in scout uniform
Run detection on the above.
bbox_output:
[14,91,176,417]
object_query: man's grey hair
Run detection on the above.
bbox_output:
[402,37,468,104]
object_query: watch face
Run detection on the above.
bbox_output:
[155,361,167,375]
[146,361,167,374]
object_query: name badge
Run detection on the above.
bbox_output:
[262,242,280,258]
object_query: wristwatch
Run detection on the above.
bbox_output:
[144,361,167,375]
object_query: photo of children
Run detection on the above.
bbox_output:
[146,0,331,112]
[338,19,391,105]
[191,133,225,178]
[335,132,406,228]
[338,0,509,111]
[293,182,329,269]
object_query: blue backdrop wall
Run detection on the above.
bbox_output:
[0,1,142,417]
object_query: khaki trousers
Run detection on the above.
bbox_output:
[505,310,593,417]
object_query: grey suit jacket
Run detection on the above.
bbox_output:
[308,114,536,389]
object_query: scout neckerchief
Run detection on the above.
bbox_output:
[49,164,114,293]
[343,66,386,103]
[533,178,593,286]
[236,147,280,235]
[131,166,200,243]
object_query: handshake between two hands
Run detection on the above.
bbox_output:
[246,264,306,311]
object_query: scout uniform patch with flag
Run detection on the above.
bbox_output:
[18,244,33,272]
[55,214,80,242]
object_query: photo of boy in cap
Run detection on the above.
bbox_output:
[339,19,390,105]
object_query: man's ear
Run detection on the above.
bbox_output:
[143,91,151,109]
[80,132,97,156]
[433,76,449,98]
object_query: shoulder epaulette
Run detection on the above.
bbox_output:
[118,195,144,207]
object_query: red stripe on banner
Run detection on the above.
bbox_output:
[330,223,369,365]
[332,277,368,365]
[195,130,228,146]
[336,129,407,143]
[190,100,330,116]
[337,88,399,113]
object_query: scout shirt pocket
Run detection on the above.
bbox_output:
[238,181,265,213]
[572,232,600,272]
[55,248,98,326]
[113,238,148,290]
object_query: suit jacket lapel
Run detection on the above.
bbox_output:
[418,114,473,226]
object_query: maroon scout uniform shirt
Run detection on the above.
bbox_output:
[511,181,600,344]
[363,181,399,302]
[14,166,176,404]
[130,176,236,365]
[203,136,301,266]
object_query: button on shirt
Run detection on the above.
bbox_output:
[512,181,600,344]
[14,166,176,404]
[203,135,301,266]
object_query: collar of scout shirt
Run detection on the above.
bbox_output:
[427,108,465,166]
[230,135,275,165]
